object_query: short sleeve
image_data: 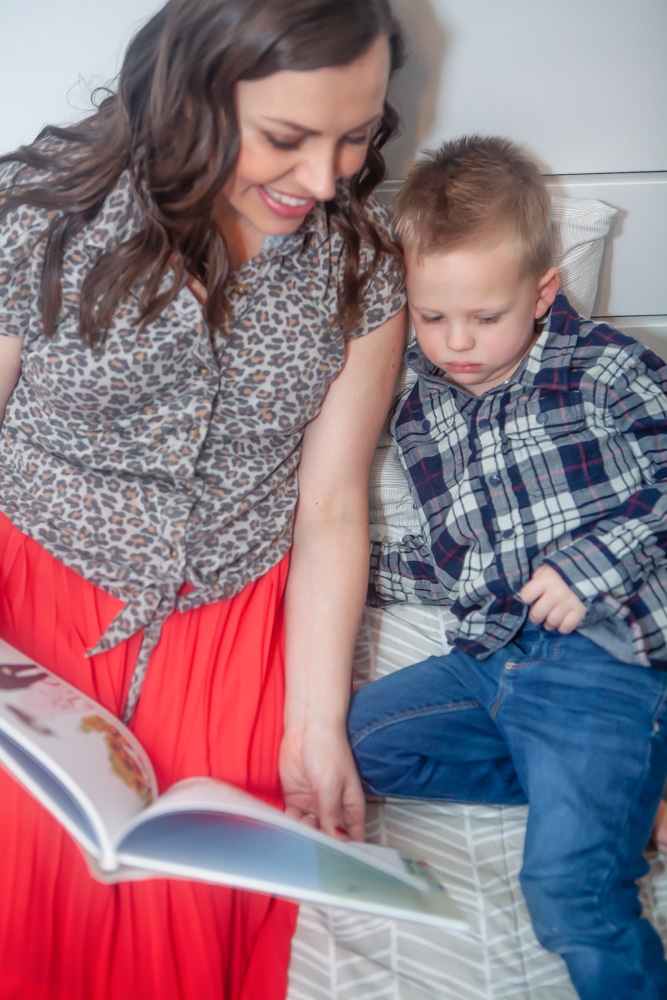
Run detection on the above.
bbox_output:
[344,194,405,341]
[0,160,52,342]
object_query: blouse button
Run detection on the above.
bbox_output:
[169,546,179,561]
[187,426,201,441]
[197,366,211,378]
[234,282,251,296]
[489,474,501,486]
[421,419,430,432]
[536,412,548,424]
[185,479,197,491]
[502,528,515,539]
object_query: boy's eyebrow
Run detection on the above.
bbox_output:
[263,113,382,136]
[409,301,443,312]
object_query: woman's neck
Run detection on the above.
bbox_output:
[212,195,264,268]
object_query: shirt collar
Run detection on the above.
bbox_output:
[253,199,329,262]
[530,291,584,391]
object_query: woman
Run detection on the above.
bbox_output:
[0,1,406,997]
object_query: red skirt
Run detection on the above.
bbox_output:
[0,511,298,1000]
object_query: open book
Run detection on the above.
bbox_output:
[0,651,465,930]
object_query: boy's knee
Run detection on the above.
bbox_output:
[519,870,642,952]
[521,873,596,951]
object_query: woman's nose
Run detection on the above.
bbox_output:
[296,146,339,202]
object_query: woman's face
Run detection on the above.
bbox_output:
[218,34,391,257]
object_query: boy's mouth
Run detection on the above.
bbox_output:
[445,363,481,373]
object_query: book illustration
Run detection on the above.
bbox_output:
[0,662,50,690]
[0,662,160,857]
[0,666,153,805]
[1,664,99,721]
[80,715,154,807]
[3,704,57,737]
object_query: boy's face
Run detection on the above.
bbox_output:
[406,240,559,396]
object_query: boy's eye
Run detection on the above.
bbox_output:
[264,133,302,151]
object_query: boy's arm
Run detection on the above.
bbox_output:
[538,363,667,605]
[368,532,447,606]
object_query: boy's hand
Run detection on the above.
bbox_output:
[519,564,586,634]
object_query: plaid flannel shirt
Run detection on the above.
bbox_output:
[369,291,667,667]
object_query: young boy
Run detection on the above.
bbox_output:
[348,136,667,1000]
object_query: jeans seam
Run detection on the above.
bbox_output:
[489,657,540,719]
[349,699,480,748]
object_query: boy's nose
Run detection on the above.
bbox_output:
[447,326,474,351]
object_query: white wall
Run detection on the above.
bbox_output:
[3,0,664,174]
[10,0,664,172]
[387,0,667,178]
[0,0,159,152]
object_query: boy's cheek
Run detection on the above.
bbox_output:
[412,326,439,366]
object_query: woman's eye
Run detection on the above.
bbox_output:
[422,314,444,324]
[479,315,499,325]
[345,133,371,147]
[264,133,302,151]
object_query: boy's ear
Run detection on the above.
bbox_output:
[534,266,560,319]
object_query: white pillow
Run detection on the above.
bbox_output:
[551,196,617,318]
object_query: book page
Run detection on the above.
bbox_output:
[112,778,466,929]
[0,661,158,866]
[115,803,465,929]
[118,778,424,889]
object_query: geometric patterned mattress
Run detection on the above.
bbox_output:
[288,604,667,1000]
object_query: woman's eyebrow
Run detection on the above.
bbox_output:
[263,113,382,135]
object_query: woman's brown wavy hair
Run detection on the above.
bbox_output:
[0,0,404,344]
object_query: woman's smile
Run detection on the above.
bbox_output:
[257,184,316,218]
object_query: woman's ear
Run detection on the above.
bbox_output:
[534,266,560,319]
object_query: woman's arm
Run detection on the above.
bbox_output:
[0,335,23,427]
[280,308,406,841]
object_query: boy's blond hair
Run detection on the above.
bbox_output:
[392,135,553,277]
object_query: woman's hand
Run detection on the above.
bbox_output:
[280,724,365,840]
[519,563,586,633]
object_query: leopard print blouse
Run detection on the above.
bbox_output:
[0,165,405,715]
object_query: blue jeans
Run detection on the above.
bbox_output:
[347,625,667,1000]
